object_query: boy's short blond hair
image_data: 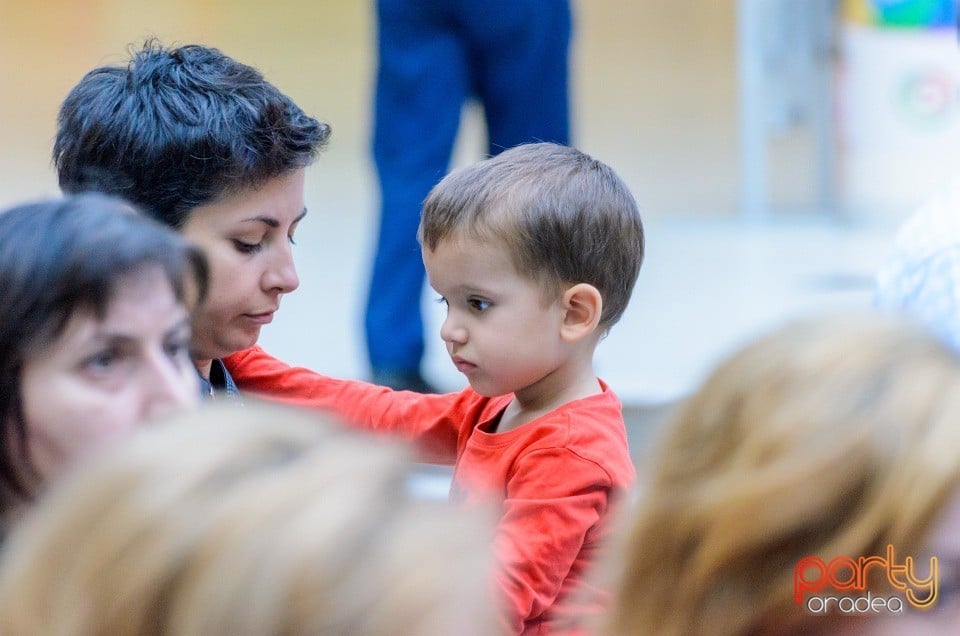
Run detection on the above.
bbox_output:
[0,402,498,636]
[419,142,644,329]
[605,313,960,635]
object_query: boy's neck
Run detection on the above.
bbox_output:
[497,352,601,434]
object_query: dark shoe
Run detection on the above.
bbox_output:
[371,369,439,394]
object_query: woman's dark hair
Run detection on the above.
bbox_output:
[0,193,208,504]
[54,39,331,228]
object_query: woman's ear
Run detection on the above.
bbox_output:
[559,283,602,343]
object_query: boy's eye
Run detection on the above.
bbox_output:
[435,296,448,306]
[288,234,297,246]
[468,298,491,312]
[232,239,262,254]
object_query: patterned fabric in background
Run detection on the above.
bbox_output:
[875,176,960,350]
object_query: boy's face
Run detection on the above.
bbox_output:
[423,235,568,398]
[181,169,306,362]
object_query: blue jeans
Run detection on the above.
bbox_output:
[365,0,572,376]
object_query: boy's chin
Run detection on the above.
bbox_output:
[466,379,511,398]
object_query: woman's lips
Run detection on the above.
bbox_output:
[243,311,275,325]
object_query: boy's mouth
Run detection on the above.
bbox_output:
[451,355,477,374]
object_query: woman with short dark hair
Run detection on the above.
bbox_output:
[54,40,331,398]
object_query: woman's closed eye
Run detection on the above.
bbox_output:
[232,239,263,254]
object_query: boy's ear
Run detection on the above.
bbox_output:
[559,283,602,342]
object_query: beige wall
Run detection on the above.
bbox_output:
[575,1,741,216]
[0,1,755,218]
[0,1,372,204]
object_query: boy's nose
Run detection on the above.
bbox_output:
[440,314,467,344]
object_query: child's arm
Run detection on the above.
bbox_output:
[224,345,465,464]
[493,448,613,633]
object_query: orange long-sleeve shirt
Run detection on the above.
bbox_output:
[224,346,635,635]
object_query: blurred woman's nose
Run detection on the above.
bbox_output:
[141,353,199,422]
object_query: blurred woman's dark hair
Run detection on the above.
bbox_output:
[0,193,207,506]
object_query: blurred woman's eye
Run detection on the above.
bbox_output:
[164,336,192,361]
[82,347,121,372]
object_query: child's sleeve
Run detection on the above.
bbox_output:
[223,346,465,464]
[493,448,611,634]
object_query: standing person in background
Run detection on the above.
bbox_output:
[366,0,572,392]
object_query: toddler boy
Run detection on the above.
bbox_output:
[227,142,644,635]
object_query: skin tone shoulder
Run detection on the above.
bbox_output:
[19,265,198,487]
[182,169,306,378]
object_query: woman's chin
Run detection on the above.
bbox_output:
[192,335,258,362]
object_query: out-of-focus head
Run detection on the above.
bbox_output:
[0,193,206,512]
[0,402,498,636]
[605,312,960,635]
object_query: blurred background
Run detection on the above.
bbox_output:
[1,0,959,445]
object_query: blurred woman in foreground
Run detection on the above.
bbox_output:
[0,402,499,635]
[0,194,206,519]
[605,313,960,635]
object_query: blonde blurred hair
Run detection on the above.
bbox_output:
[0,401,497,636]
[605,312,960,635]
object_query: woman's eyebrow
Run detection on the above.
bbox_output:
[89,315,191,344]
[242,208,308,228]
[242,216,279,228]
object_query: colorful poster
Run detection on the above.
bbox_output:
[839,19,960,219]
[843,0,957,27]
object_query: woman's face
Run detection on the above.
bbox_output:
[18,265,198,486]
[180,169,306,364]
[828,489,960,635]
